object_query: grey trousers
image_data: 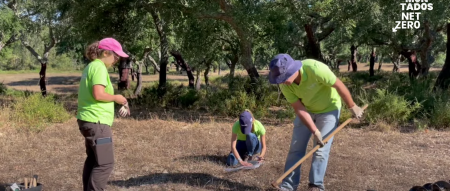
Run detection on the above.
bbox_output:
[77,119,115,191]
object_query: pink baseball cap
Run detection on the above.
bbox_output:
[98,38,129,58]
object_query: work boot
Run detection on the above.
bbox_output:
[307,185,324,191]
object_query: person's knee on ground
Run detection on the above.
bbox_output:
[245,133,260,157]
[226,152,240,166]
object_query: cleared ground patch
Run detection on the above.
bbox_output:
[0,115,449,191]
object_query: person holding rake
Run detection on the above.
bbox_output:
[268,54,364,191]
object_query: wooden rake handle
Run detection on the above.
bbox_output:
[271,104,369,188]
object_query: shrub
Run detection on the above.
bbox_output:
[339,107,353,124]
[179,89,201,108]
[10,93,71,132]
[362,89,421,125]
[0,82,6,95]
[429,98,450,129]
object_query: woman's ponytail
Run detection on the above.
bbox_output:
[85,41,101,61]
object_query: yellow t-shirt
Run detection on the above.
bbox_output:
[232,120,266,141]
[279,59,342,114]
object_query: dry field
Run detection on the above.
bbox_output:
[0,63,449,191]
[0,112,450,191]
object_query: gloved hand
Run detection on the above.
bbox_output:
[349,104,364,119]
[119,102,130,117]
[313,129,324,147]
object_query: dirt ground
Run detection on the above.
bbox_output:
[0,63,449,191]
[0,63,442,95]
[0,114,449,191]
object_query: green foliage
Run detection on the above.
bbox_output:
[339,107,353,124]
[137,74,287,120]
[362,89,421,125]
[135,70,450,131]
[0,82,6,95]
[429,99,450,129]
[433,53,446,67]
[10,93,71,132]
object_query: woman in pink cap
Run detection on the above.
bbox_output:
[76,37,130,191]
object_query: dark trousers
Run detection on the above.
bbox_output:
[77,119,115,191]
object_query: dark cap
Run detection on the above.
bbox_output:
[239,111,253,134]
[268,54,303,84]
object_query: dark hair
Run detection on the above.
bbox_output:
[85,41,112,61]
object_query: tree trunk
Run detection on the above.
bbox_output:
[20,28,56,97]
[347,60,351,71]
[434,23,450,90]
[150,7,168,96]
[147,55,160,73]
[377,55,383,71]
[39,63,47,97]
[170,50,195,88]
[210,1,259,81]
[134,61,143,96]
[392,54,401,72]
[369,48,376,76]
[118,68,129,90]
[0,33,18,53]
[400,50,420,80]
[304,24,323,62]
[239,37,259,81]
[225,58,237,78]
[218,61,221,75]
[419,20,434,77]
[195,70,201,90]
[204,60,212,86]
[335,59,342,70]
[350,45,358,72]
[118,57,130,90]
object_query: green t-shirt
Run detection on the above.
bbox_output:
[280,59,341,114]
[232,120,266,141]
[76,59,115,126]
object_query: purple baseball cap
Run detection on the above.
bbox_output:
[239,111,253,134]
[268,54,302,84]
[98,38,129,58]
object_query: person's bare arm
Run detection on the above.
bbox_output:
[291,99,317,133]
[259,134,266,159]
[93,85,117,102]
[332,78,356,108]
[93,85,127,105]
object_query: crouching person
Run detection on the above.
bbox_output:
[226,109,266,166]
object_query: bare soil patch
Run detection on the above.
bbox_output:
[0,116,449,191]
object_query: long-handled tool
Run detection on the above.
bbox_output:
[271,104,369,188]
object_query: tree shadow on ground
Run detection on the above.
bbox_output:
[52,87,79,94]
[125,107,290,127]
[0,183,7,191]
[174,155,228,165]
[108,172,265,191]
[6,76,82,86]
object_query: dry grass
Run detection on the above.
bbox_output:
[0,113,449,191]
[1,63,449,190]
